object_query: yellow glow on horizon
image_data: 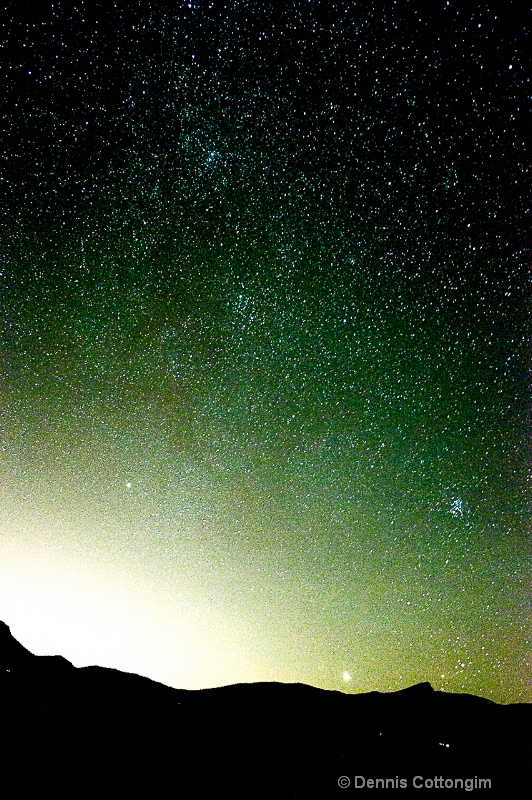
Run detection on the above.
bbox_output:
[0,517,263,690]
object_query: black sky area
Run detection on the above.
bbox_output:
[0,1,530,701]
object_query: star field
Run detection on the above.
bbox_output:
[0,1,529,701]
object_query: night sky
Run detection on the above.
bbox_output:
[0,1,530,703]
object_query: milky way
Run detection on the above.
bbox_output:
[0,1,529,701]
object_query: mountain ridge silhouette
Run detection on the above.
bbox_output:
[0,620,529,798]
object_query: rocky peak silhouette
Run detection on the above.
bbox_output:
[0,620,529,799]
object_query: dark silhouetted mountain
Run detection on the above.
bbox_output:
[0,621,529,798]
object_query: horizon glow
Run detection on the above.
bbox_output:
[0,2,529,703]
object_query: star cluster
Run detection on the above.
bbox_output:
[0,1,529,701]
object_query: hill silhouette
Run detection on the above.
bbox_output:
[0,620,529,798]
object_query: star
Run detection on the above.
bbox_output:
[0,0,527,704]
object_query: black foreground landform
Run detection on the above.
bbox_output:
[0,621,529,799]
